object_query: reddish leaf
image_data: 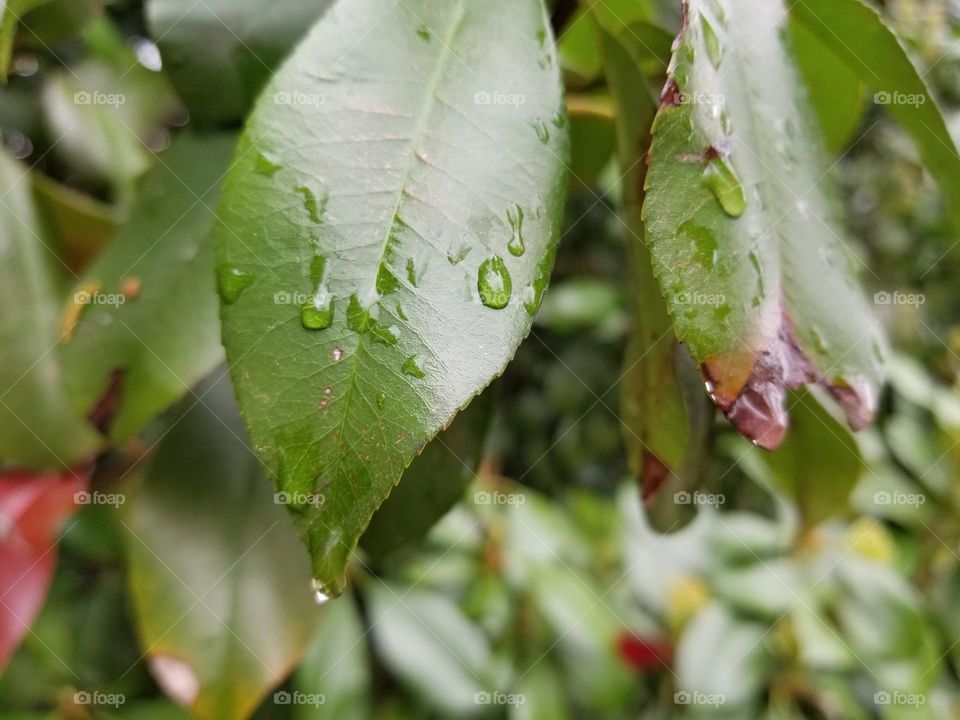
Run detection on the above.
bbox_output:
[0,469,88,673]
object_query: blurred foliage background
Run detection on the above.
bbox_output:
[2,0,960,718]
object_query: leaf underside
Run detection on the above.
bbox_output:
[215,0,568,596]
[643,0,886,449]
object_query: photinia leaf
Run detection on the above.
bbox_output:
[123,374,320,720]
[0,468,87,674]
[214,0,568,597]
[598,24,707,505]
[60,133,234,443]
[0,149,102,469]
[790,0,960,232]
[643,0,886,450]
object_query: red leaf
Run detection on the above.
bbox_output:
[0,469,89,673]
[617,631,673,671]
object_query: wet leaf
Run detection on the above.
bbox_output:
[60,133,233,443]
[124,375,320,720]
[643,0,886,450]
[791,0,960,231]
[0,149,102,469]
[599,24,705,504]
[0,468,87,674]
[215,0,568,597]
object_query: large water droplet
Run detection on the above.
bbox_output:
[678,219,718,268]
[217,265,254,304]
[311,577,331,605]
[703,156,747,218]
[301,296,334,330]
[296,186,327,224]
[701,14,722,69]
[507,205,525,257]
[533,121,550,144]
[478,256,512,309]
[402,355,426,378]
[255,152,282,177]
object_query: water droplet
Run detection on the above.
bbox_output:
[748,250,765,306]
[395,304,408,321]
[347,293,377,333]
[311,577,331,605]
[406,257,420,287]
[537,28,547,47]
[296,186,327,224]
[720,110,733,135]
[678,219,718,268]
[701,14,722,69]
[255,152,282,177]
[416,24,431,41]
[478,256,512,309]
[447,243,471,265]
[522,261,550,316]
[310,255,328,285]
[332,347,343,362]
[703,156,747,218]
[376,392,386,409]
[507,205,525,257]
[217,265,254,304]
[372,324,400,345]
[812,329,829,354]
[377,264,401,294]
[402,355,426,378]
[533,121,550,144]
[301,296,334,330]
[551,112,566,129]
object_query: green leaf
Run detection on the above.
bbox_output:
[642,0,886,450]
[61,133,233,443]
[360,393,490,559]
[124,374,320,720]
[599,23,705,504]
[0,149,101,469]
[215,0,568,597]
[0,0,53,81]
[293,594,371,720]
[790,0,960,231]
[787,16,865,155]
[367,582,494,716]
[145,0,334,127]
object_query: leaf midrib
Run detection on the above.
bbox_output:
[315,0,468,489]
